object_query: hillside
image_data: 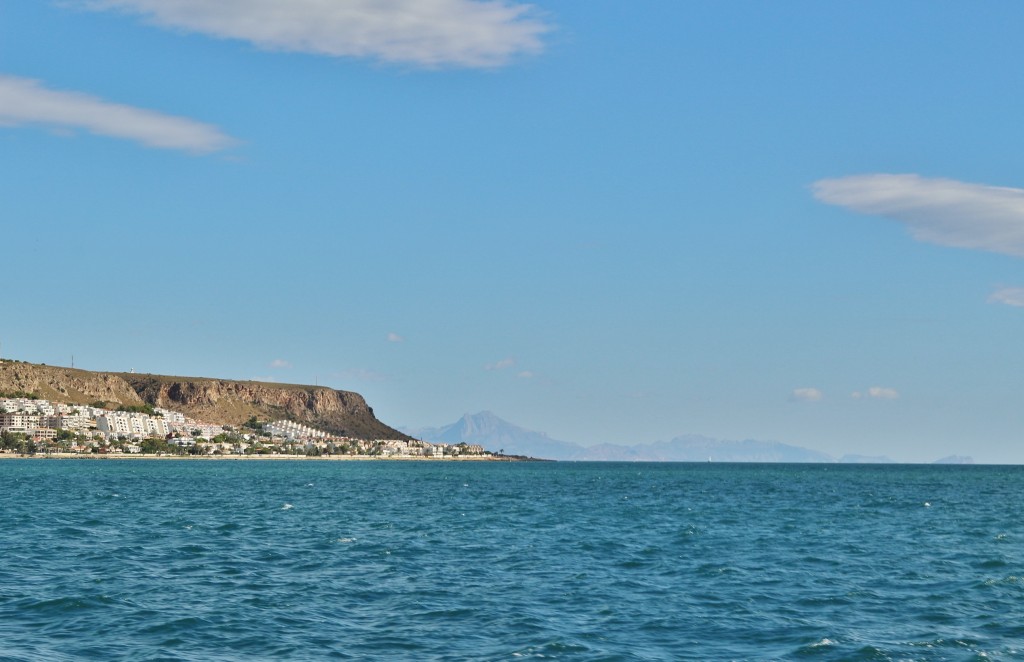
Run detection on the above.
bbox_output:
[0,360,407,440]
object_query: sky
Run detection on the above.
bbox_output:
[4,1,1024,463]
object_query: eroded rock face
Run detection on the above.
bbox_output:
[0,361,406,440]
[123,376,403,439]
[0,362,144,406]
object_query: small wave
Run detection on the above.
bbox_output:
[337,537,356,543]
[804,638,836,648]
[282,503,293,510]
[983,575,1024,586]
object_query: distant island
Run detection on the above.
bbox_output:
[0,359,504,460]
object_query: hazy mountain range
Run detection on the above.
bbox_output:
[404,411,973,463]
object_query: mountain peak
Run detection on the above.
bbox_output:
[406,412,579,457]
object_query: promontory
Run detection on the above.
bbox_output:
[0,360,408,441]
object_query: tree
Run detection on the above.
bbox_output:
[1,430,26,451]
[118,403,162,417]
[141,437,171,454]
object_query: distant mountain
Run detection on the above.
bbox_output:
[403,411,587,459]
[583,435,835,463]
[406,412,833,462]
[933,455,974,465]
[840,454,894,464]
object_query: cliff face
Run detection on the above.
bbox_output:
[0,361,144,406]
[123,375,406,440]
[0,361,407,440]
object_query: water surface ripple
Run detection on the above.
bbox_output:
[1,461,1022,660]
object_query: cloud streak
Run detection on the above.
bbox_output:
[80,0,549,68]
[852,387,900,400]
[484,357,516,371]
[791,387,823,402]
[988,287,1024,307]
[813,174,1024,258]
[0,74,234,153]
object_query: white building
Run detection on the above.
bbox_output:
[264,420,328,441]
[154,408,186,424]
[97,412,169,439]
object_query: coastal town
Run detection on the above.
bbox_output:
[0,394,489,459]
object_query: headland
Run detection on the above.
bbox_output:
[0,359,511,460]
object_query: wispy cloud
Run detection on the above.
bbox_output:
[0,74,234,153]
[813,174,1024,257]
[790,387,823,402]
[79,0,549,68]
[484,357,516,371]
[516,370,534,379]
[386,332,404,343]
[988,287,1024,307]
[852,387,900,400]
[269,359,292,369]
[868,387,899,400]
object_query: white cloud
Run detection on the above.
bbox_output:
[516,370,534,379]
[988,287,1024,307]
[80,0,549,68]
[867,387,899,400]
[791,387,823,402]
[269,359,292,369]
[0,74,234,153]
[813,174,1024,258]
[484,357,516,371]
[387,332,404,343]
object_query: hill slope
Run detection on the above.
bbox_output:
[0,360,406,440]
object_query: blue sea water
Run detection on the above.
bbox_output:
[1,461,1023,660]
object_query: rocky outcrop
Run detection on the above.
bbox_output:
[0,361,144,406]
[0,360,407,440]
[122,375,406,440]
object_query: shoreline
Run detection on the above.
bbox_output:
[0,452,526,462]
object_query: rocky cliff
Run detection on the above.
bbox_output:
[0,360,407,440]
[0,361,144,406]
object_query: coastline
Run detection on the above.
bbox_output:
[0,452,525,461]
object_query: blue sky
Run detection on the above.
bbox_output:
[4,1,1024,462]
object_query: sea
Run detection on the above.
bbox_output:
[1,460,1022,661]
